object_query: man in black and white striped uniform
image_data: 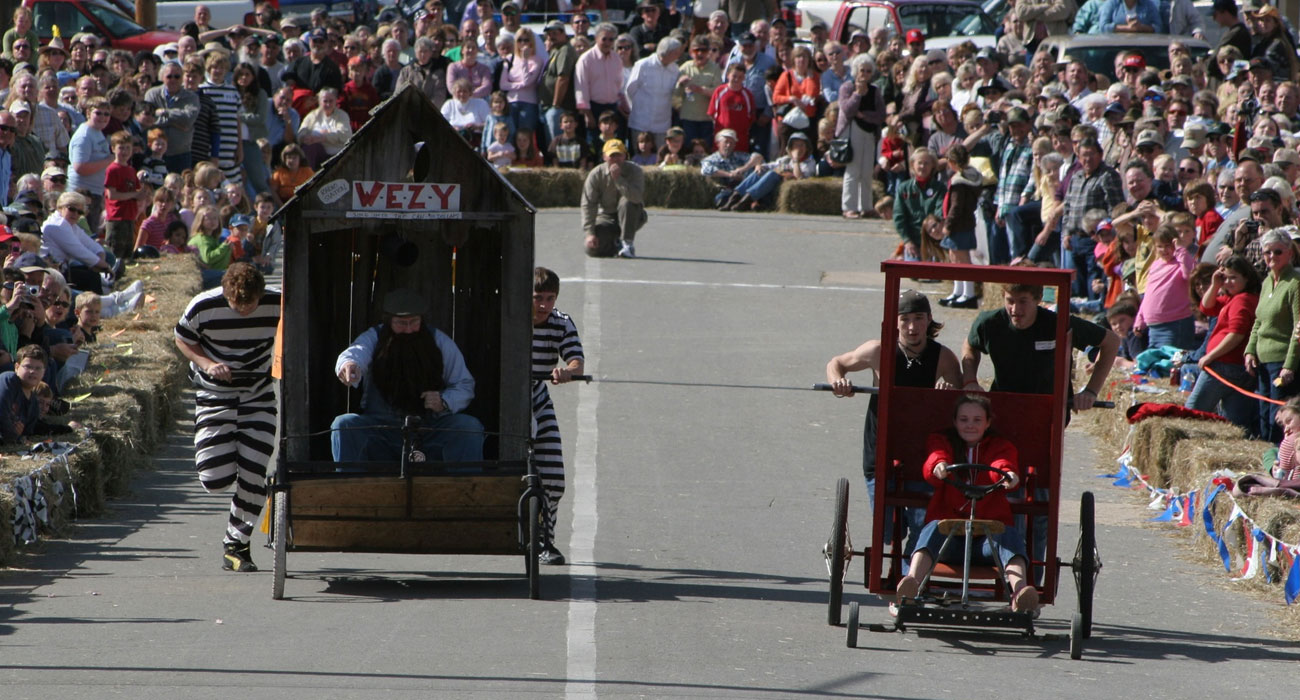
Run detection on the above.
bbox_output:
[532,267,585,566]
[174,263,280,572]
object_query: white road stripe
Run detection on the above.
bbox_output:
[564,277,885,294]
[565,259,601,700]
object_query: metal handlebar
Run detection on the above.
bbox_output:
[532,372,593,382]
[813,383,1114,408]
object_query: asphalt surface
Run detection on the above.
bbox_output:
[1,208,1297,699]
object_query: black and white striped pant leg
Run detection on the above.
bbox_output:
[226,387,277,544]
[193,385,277,545]
[532,384,565,544]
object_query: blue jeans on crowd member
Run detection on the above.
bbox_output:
[330,411,486,463]
[1186,360,1259,437]
[164,152,192,174]
[511,101,540,132]
[241,140,270,201]
[1068,234,1099,298]
[542,106,566,149]
[1005,200,1041,260]
[1257,361,1300,443]
[1024,230,1061,267]
[988,221,1011,265]
[1146,316,1197,351]
[912,519,1028,569]
[733,168,784,202]
[680,119,713,151]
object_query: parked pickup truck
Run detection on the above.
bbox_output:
[794,0,998,50]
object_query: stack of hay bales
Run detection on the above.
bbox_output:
[1129,418,1244,489]
[0,256,198,564]
[504,167,841,214]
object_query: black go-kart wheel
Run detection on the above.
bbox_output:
[846,601,860,648]
[527,495,542,600]
[828,477,849,626]
[1072,491,1100,638]
[1070,612,1084,660]
[272,489,288,600]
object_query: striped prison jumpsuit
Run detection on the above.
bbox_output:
[532,308,585,544]
[175,286,281,546]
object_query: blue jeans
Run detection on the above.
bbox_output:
[913,519,1028,569]
[735,169,784,201]
[1257,361,1300,443]
[330,411,486,463]
[989,221,1011,265]
[1186,360,1259,437]
[542,106,566,149]
[511,101,540,132]
[1146,317,1196,351]
[680,119,713,150]
[866,475,931,574]
[1005,200,1041,261]
[1069,234,1099,298]
[241,140,270,201]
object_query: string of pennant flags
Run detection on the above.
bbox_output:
[0,436,89,546]
[1105,440,1300,605]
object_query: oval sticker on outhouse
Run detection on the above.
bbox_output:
[318,179,350,205]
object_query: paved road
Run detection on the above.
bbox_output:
[1,209,1297,699]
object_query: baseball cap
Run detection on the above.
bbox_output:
[229,214,252,228]
[347,55,368,67]
[543,19,566,33]
[898,289,930,315]
[1122,54,1146,71]
[926,48,946,65]
[306,29,328,43]
[1275,148,1300,167]
[738,31,756,45]
[382,288,428,316]
[1006,106,1031,124]
[715,128,738,142]
[1135,129,1162,147]
[501,1,521,13]
[1249,57,1274,73]
[666,125,685,138]
[13,252,45,272]
[905,29,924,44]
[1226,59,1250,80]
[975,46,998,63]
[1182,123,1207,149]
[848,30,869,44]
[41,166,65,179]
[1104,100,1125,116]
[602,138,628,156]
[8,100,30,115]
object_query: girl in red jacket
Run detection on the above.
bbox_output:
[895,393,1039,614]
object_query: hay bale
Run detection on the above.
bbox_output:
[1167,439,1265,493]
[1129,417,1244,488]
[644,168,721,209]
[503,168,585,208]
[777,178,843,216]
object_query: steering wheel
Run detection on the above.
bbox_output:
[942,463,1016,501]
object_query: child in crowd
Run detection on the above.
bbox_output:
[341,55,380,131]
[530,266,585,566]
[707,63,756,155]
[139,128,169,188]
[658,126,686,166]
[879,124,908,196]
[162,220,192,255]
[189,205,233,289]
[271,144,314,204]
[224,182,251,215]
[71,292,102,345]
[0,345,46,442]
[548,111,590,170]
[513,129,544,168]
[590,110,620,157]
[486,121,515,170]
[875,195,895,223]
[136,187,178,255]
[918,214,946,263]
[180,188,213,229]
[684,138,709,166]
[31,381,77,436]
[1184,180,1224,249]
[103,131,147,262]
[1134,224,1198,350]
[250,193,277,272]
[1186,255,1261,436]
[482,91,515,158]
[895,393,1039,614]
[632,131,658,166]
[1112,199,1161,293]
[227,214,254,263]
[1273,397,1300,479]
[1105,301,1146,370]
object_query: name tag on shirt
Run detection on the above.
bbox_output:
[1035,340,1055,351]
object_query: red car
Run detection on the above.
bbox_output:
[29,0,181,52]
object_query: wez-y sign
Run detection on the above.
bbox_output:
[347,181,463,219]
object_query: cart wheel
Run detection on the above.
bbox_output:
[1069,612,1084,660]
[828,477,849,626]
[1072,491,1100,638]
[846,601,860,648]
[272,489,288,600]
[527,495,541,600]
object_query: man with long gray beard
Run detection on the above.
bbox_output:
[331,288,484,464]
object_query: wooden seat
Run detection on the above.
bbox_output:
[936,518,1006,537]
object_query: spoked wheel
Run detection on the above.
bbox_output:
[1070,612,1084,660]
[827,478,851,625]
[846,601,860,648]
[1072,491,1100,638]
[527,496,542,600]
[272,489,288,600]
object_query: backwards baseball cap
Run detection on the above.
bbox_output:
[1122,54,1146,71]
[905,29,924,44]
[898,289,931,315]
[602,138,628,156]
[382,288,428,316]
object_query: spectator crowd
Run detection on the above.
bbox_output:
[1,0,1300,443]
